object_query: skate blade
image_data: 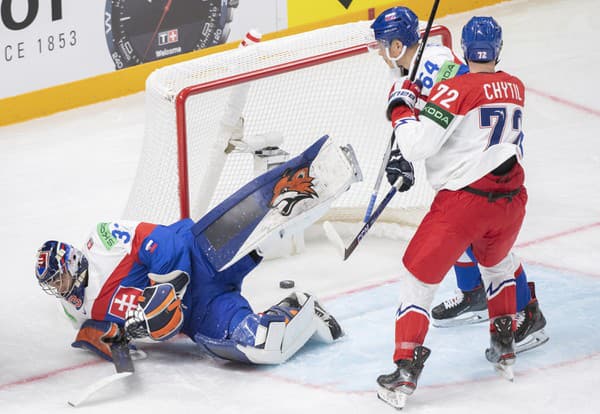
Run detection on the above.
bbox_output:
[494,362,514,382]
[377,387,408,410]
[516,330,549,354]
[432,310,488,328]
[494,355,516,382]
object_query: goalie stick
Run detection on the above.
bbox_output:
[67,333,141,407]
[328,0,441,259]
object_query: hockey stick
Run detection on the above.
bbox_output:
[68,333,138,407]
[362,0,441,222]
[409,0,441,83]
[324,180,400,260]
[363,132,394,222]
[325,0,441,259]
[67,372,132,408]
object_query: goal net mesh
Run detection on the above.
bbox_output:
[124,21,450,226]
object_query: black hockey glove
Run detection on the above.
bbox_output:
[386,149,415,192]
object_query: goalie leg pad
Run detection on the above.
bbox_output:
[191,135,363,271]
[311,296,344,343]
[72,320,121,362]
[195,292,317,364]
[194,333,253,363]
[234,292,317,364]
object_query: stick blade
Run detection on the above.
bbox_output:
[67,372,132,407]
[322,221,345,259]
[111,340,135,373]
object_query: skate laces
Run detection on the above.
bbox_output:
[442,290,465,309]
[515,310,526,329]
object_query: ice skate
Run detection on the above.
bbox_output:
[485,316,516,381]
[431,285,488,327]
[312,296,344,341]
[377,346,431,409]
[515,283,548,353]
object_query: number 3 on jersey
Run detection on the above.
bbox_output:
[111,223,131,244]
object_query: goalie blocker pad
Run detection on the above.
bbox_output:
[72,319,122,362]
[194,292,317,364]
[192,135,363,271]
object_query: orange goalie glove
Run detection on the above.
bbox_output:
[124,283,184,341]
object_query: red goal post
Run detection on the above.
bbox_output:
[124,22,453,226]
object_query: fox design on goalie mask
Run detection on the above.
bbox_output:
[269,167,318,216]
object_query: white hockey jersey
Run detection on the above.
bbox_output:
[59,220,192,329]
[393,71,525,191]
[389,42,462,111]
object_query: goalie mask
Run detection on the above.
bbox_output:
[35,241,88,298]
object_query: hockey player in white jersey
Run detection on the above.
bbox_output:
[374,16,534,408]
[370,6,463,107]
[34,136,361,366]
[371,6,547,355]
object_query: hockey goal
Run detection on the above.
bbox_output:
[124,21,452,227]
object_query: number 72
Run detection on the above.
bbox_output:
[480,106,524,153]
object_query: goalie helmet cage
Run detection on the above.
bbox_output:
[124,21,452,226]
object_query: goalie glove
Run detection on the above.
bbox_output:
[124,283,184,341]
[72,320,125,362]
[148,270,190,299]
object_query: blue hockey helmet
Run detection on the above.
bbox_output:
[461,16,503,62]
[35,240,88,298]
[371,6,420,48]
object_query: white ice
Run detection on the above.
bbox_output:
[1,0,600,412]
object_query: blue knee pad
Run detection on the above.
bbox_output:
[515,265,531,312]
[454,247,482,291]
[454,262,482,291]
